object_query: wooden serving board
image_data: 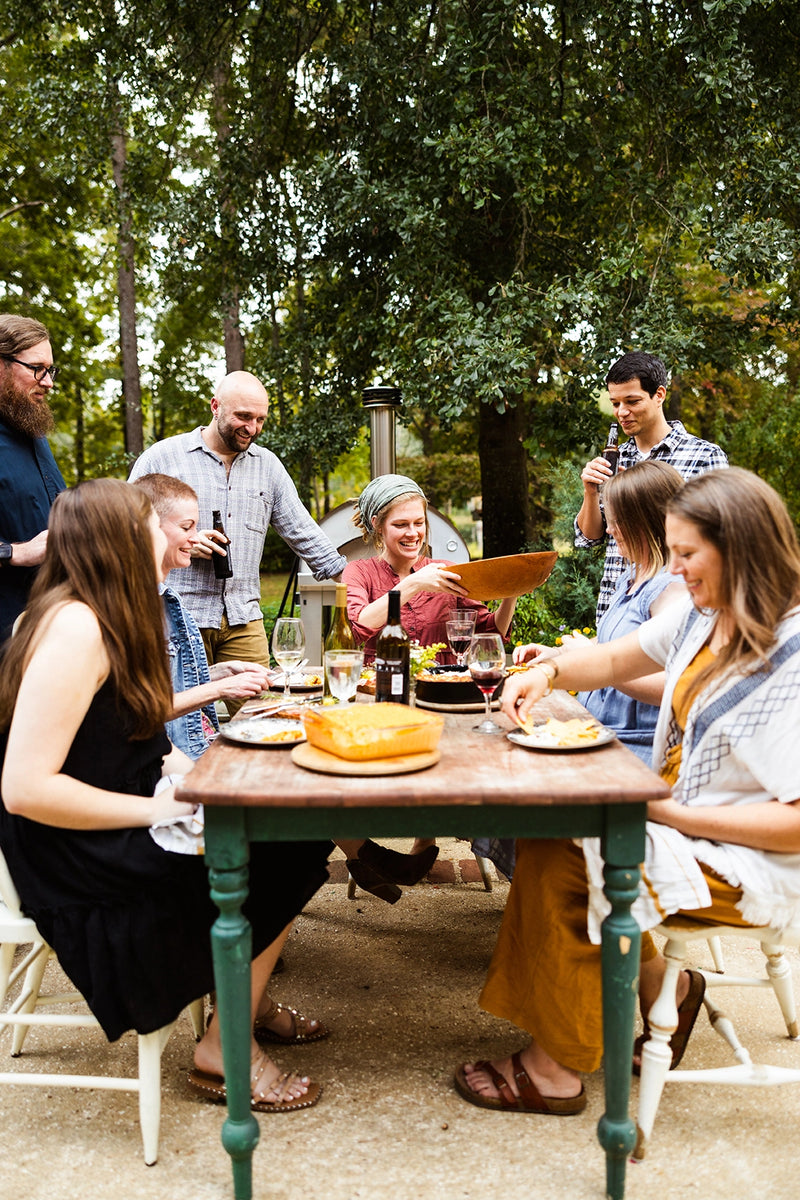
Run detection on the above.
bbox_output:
[290,742,441,776]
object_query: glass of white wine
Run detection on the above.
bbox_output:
[271,617,306,699]
[324,649,365,705]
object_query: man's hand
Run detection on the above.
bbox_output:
[580,455,616,493]
[8,530,49,568]
[190,528,229,561]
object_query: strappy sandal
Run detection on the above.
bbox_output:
[454,1052,586,1115]
[633,968,706,1076]
[188,1050,322,1113]
[254,997,331,1046]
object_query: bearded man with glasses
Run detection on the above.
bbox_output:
[0,314,66,641]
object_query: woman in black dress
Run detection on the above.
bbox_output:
[0,479,332,1112]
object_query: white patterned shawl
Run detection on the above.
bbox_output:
[583,599,800,941]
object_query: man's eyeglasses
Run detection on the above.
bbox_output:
[2,356,59,382]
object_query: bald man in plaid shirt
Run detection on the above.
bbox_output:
[130,371,346,673]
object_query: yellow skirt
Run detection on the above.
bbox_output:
[479,838,752,1074]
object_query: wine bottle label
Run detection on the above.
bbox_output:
[375,657,409,704]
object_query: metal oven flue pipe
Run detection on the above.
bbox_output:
[362,386,402,479]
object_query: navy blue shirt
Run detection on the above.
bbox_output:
[0,418,66,639]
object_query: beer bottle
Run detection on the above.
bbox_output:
[602,422,620,475]
[211,510,233,579]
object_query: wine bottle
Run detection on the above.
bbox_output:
[323,582,358,697]
[211,509,233,580]
[602,422,620,475]
[374,588,410,705]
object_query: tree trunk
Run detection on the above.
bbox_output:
[110,121,143,458]
[212,58,245,373]
[477,399,531,558]
[75,383,85,483]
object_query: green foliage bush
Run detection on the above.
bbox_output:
[510,460,604,647]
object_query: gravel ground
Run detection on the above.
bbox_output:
[3,839,800,1200]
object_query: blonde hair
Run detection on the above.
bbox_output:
[132,472,198,520]
[0,480,173,738]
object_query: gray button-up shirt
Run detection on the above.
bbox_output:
[130,428,346,629]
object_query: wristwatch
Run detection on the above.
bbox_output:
[0,541,13,567]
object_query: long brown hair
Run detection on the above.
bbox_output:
[602,460,683,580]
[0,479,172,738]
[667,467,800,695]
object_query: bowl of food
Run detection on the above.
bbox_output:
[414,664,503,708]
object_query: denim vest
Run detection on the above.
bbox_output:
[161,585,219,761]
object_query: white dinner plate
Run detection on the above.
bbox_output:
[507,725,615,753]
[219,717,307,748]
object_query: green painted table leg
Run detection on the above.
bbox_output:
[597,806,646,1200]
[206,810,259,1200]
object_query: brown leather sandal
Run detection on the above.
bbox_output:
[633,968,706,1076]
[454,1052,586,1115]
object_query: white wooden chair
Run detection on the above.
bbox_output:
[634,919,800,1161]
[0,848,204,1165]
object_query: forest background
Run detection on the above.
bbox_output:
[2,0,799,640]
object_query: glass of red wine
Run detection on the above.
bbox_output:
[445,611,478,668]
[467,632,507,734]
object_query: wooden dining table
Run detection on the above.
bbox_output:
[177,691,670,1200]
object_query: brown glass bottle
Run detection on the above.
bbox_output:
[374,589,410,704]
[211,510,233,579]
[602,422,620,475]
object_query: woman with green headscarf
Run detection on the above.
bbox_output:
[343,474,516,661]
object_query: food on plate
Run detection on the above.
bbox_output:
[506,663,532,675]
[357,666,376,694]
[517,716,602,747]
[416,668,473,684]
[256,727,305,743]
[303,702,443,761]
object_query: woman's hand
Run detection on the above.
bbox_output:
[512,642,559,665]
[406,561,468,597]
[646,798,684,827]
[500,667,550,729]
[150,784,198,825]
[209,660,272,688]
[215,670,272,701]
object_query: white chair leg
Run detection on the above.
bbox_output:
[474,855,493,893]
[634,939,685,1161]
[137,1029,165,1166]
[707,935,725,973]
[188,997,205,1040]
[11,945,51,1055]
[762,941,799,1038]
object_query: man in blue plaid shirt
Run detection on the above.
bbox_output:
[574,352,728,621]
[129,371,346,672]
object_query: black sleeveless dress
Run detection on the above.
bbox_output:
[0,679,331,1041]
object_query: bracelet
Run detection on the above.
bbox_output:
[532,660,559,696]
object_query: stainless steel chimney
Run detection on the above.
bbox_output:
[362,385,402,478]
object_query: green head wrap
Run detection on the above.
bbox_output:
[357,474,426,535]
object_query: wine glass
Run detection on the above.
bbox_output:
[324,649,365,705]
[271,617,306,699]
[445,611,478,668]
[467,632,507,734]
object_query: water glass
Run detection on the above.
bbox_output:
[324,649,365,705]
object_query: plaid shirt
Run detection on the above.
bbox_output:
[130,428,346,629]
[574,421,728,620]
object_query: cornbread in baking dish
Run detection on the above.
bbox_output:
[303,703,444,761]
